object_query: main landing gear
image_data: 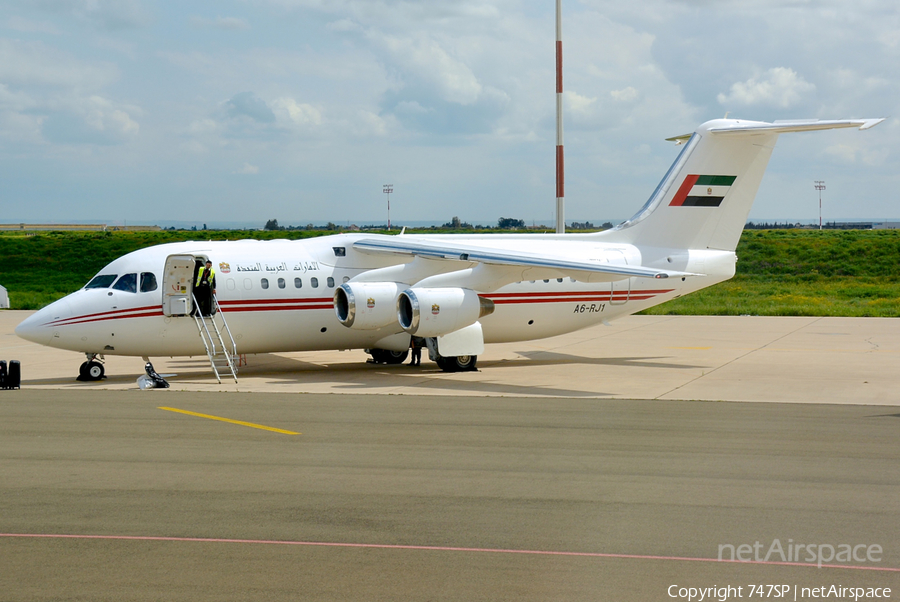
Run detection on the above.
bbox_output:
[76,353,106,381]
[367,348,410,365]
[435,354,478,372]
[369,346,478,372]
[367,347,477,372]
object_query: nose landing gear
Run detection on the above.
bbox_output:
[77,353,106,381]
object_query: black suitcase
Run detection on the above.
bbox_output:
[6,360,20,389]
[0,360,6,389]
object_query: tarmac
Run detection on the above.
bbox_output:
[1,310,898,404]
[1,310,899,601]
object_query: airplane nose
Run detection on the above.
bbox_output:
[14,298,71,346]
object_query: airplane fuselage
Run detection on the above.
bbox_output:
[16,233,734,359]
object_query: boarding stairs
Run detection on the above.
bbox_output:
[192,295,238,383]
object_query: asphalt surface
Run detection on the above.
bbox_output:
[4,311,900,405]
[2,389,898,601]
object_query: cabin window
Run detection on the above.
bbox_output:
[557,278,563,283]
[112,273,138,293]
[226,279,236,291]
[85,274,117,289]
[342,276,350,284]
[311,277,319,288]
[261,278,269,290]
[333,247,346,257]
[327,277,335,288]
[243,279,252,290]
[294,277,302,288]
[140,272,158,293]
[278,278,286,289]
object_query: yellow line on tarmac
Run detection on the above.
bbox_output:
[158,407,300,435]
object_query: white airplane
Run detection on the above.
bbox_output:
[15,117,883,382]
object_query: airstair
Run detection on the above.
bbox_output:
[192,295,238,383]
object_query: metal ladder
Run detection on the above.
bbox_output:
[192,295,238,383]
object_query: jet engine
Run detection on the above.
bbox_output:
[397,287,494,337]
[334,282,405,329]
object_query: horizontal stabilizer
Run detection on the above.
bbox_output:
[707,118,885,135]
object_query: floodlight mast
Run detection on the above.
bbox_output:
[383,184,393,231]
[555,0,565,234]
[814,180,826,230]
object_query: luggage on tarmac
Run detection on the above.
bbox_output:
[6,360,20,389]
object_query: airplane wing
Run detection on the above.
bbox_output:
[352,237,700,280]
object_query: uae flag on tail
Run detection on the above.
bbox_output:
[669,175,737,207]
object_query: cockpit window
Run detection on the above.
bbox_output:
[112,273,138,293]
[85,274,117,289]
[140,272,158,293]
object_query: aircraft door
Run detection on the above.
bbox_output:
[163,254,197,316]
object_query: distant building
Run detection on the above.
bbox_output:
[0,285,8,309]
[873,222,900,230]
[0,224,161,232]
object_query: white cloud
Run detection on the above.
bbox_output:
[234,163,260,174]
[272,98,322,127]
[188,119,219,135]
[610,86,639,103]
[0,39,141,146]
[717,67,816,108]
[224,92,276,123]
[41,95,140,145]
[565,90,598,115]
[822,142,889,167]
[370,31,482,105]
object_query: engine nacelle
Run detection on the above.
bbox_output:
[334,282,405,330]
[397,287,494,337]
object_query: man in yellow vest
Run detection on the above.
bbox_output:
[195,260,216,316]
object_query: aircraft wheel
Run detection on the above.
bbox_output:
[369,349,409,365]
[437,355,477,372]
[78,361,105,381]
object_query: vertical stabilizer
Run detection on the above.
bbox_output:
[601,118,883,252]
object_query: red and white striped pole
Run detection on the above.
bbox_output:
[555,0,565,234]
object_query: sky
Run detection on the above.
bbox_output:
[0,0,898,228]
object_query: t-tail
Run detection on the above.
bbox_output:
[601,118,884,252]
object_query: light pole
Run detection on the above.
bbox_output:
[555,0,565,234]
[383,184,393,230]
[814,180,825,230]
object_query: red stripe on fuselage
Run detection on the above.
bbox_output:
[218,297,329,307]
[46,305,163,327]
[483,289,673,304]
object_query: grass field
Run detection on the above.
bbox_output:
[1,228,898,316]
[641,229,900,317]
